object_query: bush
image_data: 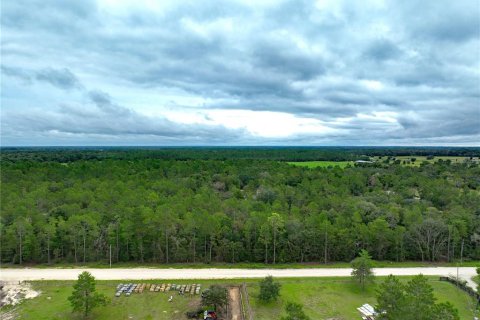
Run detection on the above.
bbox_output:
[259,276,281,302]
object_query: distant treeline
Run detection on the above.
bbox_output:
[1,146,479,163]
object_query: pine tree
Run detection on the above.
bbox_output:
[68,271,107,319]
[351,249,374,290]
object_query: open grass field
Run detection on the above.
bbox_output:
[5,277,477,320]
[372,155,478,167]
[248,277,477,320]
[287,161,353,168]
[10,279,220,320]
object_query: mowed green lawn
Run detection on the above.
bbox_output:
[287,161,353,168]
[6,277,477,320]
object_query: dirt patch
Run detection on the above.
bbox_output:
[228,287,243,320]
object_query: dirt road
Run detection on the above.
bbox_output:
[228,287,243,320]
[0,267,477,290]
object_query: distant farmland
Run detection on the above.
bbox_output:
[372,155,478,167]
[287,161,353,168]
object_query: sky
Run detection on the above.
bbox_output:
[1,0,479,146]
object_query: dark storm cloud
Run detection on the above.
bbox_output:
[35,68,82,90]
[1,66,81,90]
[1,0,479,145]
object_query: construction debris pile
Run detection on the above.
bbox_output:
[115,283,201,297]
[0,281,40,307]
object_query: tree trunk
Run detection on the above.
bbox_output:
[165,229,169,264]
[204,235,207,263]
[264,242,268,264]
[19,231,23,265]
[47,234,50,264]
[209,236,213,262]
[324,222,328,264]
[273,229,276,264]
[460,238,464,263]
[74,236,78,264]
[116,223,119,262]
[126,238,129,261]
[447,227,451,262]
[193,232,196,263]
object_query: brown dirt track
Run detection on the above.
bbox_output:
[228,286,243,320]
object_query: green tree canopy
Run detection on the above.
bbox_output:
[68,271,107,319]
[376,275,459,320]
[376,275,406,319]
[280,302,311,320]
[351,249,375,290]
[258,275,281,303]
[201,285,228,311]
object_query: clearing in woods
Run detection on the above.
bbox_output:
[287,161,352,168]
[228,287,243,320]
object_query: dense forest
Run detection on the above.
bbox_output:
[2,146,479,162]
[1,148,480,265]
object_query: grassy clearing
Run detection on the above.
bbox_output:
[372,155,477,167]
[248,277,477,320]
[7,277,476,320]
[287,161,353,168]
[3,260,480,269]
[14,279,230,320]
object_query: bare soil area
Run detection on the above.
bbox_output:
[228,287,243,320]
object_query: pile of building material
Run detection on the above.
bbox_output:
[114,283,201,297]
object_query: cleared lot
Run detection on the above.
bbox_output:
[2,277,476,320]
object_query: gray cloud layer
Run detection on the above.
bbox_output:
[1,0,479,145]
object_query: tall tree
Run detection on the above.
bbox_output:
[409,219,448,262]
[268,213,284,264]
[351,249,375,290]
[376,275,406,319]
[68,271,107,319]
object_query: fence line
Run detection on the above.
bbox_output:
[439,276,480,301]
[241,283,253,320]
